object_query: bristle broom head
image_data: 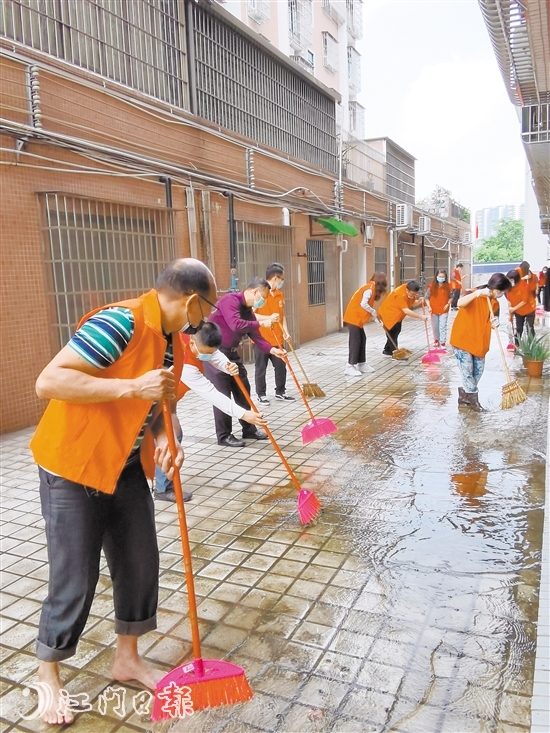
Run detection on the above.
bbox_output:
[302,383,326,398]
[501,381,526,409]
[297,489,321,524]
[152,660,253,720]
[422,352,440,364]
[301,417,338,444]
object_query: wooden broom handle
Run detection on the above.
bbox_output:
[162,403,204,670]
[271,329,316,421]
[486,298,512,383]
[233,374,302,494]
[286,339,312,385]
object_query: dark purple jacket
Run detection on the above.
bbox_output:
[208,292,272,353]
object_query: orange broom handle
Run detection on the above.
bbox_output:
[233,375,302,494]
[271,330,316,421]
[487,298,513,383]
[162,403,204,675]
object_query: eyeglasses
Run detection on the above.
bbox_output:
[198,294,218,312]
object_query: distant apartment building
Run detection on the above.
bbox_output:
[475,204,525,240]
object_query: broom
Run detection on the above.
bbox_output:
[487,299,526,409]
[152,403,253,720]
[285,338,325,397]
[272,330,337,443]
[383,327,412,360]
[421,303,441,364]
[234,375,321,524]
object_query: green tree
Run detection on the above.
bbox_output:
[474,218,524,262]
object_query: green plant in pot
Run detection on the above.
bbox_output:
[517,330,550,377]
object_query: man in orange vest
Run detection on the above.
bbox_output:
[29,259,216,724]
[450,262,464,310]
[254,263,294,404]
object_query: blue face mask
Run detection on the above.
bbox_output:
[437,277,446,283]
[197,352,212,362]
[276,280,284,290]
[253,296,266,309]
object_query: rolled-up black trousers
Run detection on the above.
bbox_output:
[36,460,158,662]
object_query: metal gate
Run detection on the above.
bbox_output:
[235,221,298,360]
[398,241,418,284]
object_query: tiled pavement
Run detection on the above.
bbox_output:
[1,315,548,733]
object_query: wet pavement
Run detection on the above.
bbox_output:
[1,314,548,733]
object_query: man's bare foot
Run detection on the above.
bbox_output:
[37,662,75,726]
[112,635,165,690]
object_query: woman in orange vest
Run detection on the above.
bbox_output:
[343,272,387,376]
[514,260,538,340]
[449,273,512,411]
[426,269,452,348]
[538,266,547,306]
[450,262,464,309]
[505,269,526,348]
[378,280,427,356]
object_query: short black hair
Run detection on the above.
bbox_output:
[406,280,421,292]
[487,273,512,291]
[156,259,215,298]
[506,269,520,285]
[246,277,270,291]
[194,322,222,348]
[266,263,285,280]
[456,263,464,268]
[519,261,530,276]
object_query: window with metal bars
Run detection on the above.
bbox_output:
[347,46,361,93]
[322,32,339,74]
[247,0,270,24]
[288,0,313,52]
[306,240,325,306]
[374,246,388,275]
[0,0,188,109]
[39,194,176,350]
[346,0,363,39]
[193,3,337,173]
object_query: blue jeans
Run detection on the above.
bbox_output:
[154,427,183,493]
[453,347,485,394]
[431,312,448,344]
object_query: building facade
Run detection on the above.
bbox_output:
[475,203,524,241]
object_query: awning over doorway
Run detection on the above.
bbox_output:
[316,218,359,237]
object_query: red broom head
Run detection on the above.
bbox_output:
[151,659,253,721]
[297,489,321,524]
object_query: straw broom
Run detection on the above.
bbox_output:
[383,327,412,360]
[285,338,325,397]
[488,299,526,409]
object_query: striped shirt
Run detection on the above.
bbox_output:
[68,307,173,459]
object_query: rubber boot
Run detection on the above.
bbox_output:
[465,392,486,412]
[457,387,469,406]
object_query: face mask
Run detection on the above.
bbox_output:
[180,319,205,335]
[253,295,266,309]
[495,292,504,299]
[436,277,446,283]
[197,352,212,362]
[276,280,284,290]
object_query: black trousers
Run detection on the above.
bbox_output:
[36,461,158,661]
[254,346,287,397]
[383,322,402,354]
[205,349,254,442]
[514,311,536,344]
[451,289,461,308]
[345,323,366,364]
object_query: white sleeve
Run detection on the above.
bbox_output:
[360,288,377,316]
[210,349,230,372]
[181,365,246,419]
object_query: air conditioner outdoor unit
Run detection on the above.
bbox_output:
[463,231,472,244]
[418,216,431,235]
[360,221,374,245]
[395,204,412,229]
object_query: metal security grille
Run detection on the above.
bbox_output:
[1,0,188,108]
[374,246,387,275]
[306,239,325,306]
[423,246,436,286]
[398,242,417,285]
[192,4,337,173]
[235,221,298,359]
[39,194,176,349]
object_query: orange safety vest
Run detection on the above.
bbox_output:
[30,289,184,494]
[256,288,285,346]
[449,295,498,358]
[428,282,451,316]
[343,281,376,327]
[516,269,537,316]
[378,284,414,330]
[176,333,204,401]
[451,268,462,290]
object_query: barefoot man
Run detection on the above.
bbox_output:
[29,259,217,724]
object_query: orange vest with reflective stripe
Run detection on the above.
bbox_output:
[343,281,376,327]
[30,290,184,494]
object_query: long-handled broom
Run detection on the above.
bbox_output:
[152,403,253,720]
[285,338,325,397]
[421,304,441,364]
[383,327,412,360]
[234,375,321,524]
[487,299,526,409]
[272,330,337,443]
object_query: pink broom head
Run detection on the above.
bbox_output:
[421,352,441,364]
[506,343,515,351]
[432,347,447,354]
[301,417,338,444]
[151,659,253,721]
[297,489,321,524]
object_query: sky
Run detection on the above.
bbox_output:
[359,0,526,214]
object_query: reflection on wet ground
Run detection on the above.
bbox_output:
[0,324,546,733]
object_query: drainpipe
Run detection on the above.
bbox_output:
[227,192,238,291]
[338,234,348,328]
[389,229,396,290]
